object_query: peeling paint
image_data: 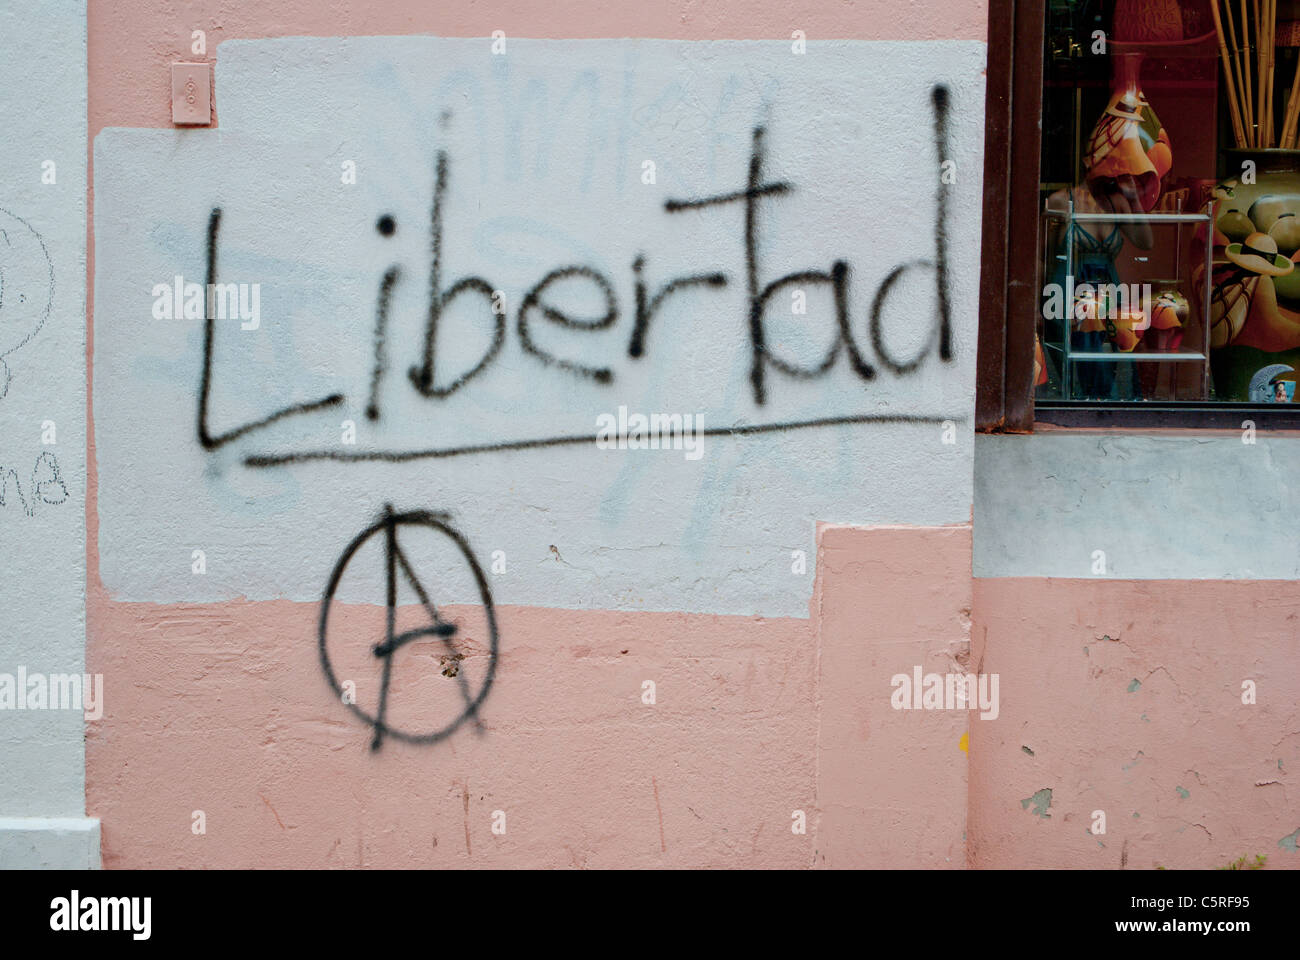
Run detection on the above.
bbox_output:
[958,732,969,754]
[1021,788,1052,819]
[1122,751,1146,771]
[969,578,1300,870]
[1021,745,1035,756]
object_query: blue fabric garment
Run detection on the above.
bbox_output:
[1048,219,1124,399]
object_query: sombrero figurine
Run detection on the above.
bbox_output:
[1224,232,1295,277]
[1211,233,1297,348]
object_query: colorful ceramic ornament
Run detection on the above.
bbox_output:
[1267,211,1300,256]
[1209,270,1254,348]
[1217,207,1256,243]
[1147,287,1187,352]
[1084,54,1169,212]
[1247,363,1297,402]
[1072,285,1111,333]
[1106,307,1147,352]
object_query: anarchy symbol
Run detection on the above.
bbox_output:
[318,505,498,750]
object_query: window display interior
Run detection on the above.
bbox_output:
[1036,0,1300,404]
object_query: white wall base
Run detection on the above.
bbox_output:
[0,818,100,869]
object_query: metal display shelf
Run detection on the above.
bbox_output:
[1044,210,1211,223]
[1045,195,1214,400]
[1063,350,1207,361]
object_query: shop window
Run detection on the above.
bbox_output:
[977,0,1300,427]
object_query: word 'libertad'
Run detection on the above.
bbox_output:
[194,87,956,456]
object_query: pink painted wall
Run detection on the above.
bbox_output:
[85,0,988,133]
[91,599,817,867]
[88,525,972,867]
[970,578,1300,870]
[814,524,971,868]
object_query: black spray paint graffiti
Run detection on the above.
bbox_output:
[194,86,960,465]
[196,208,343,451]
[0,208,55,400]
[245,412,954,466]
[318,505,498,751]
[196,86,961,746]
[0,451,68,517]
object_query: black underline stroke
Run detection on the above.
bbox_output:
[243,413,963,467]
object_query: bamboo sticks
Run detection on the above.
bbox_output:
[1242,0,1256,145]
[1265,0,1276,145]
[1213,0,1250,146]
[1284,46,1300,145]
[1273,1,1280,140]
[1214,0,1300,149]
[1258,0,1268,143]
[1255,0,1264,144]
[1282,9,1300,144]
